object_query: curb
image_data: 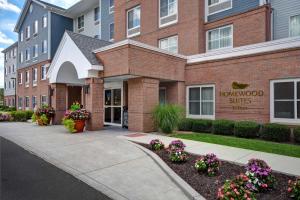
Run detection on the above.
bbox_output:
[131,142,206,200]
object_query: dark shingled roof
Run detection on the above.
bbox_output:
[66,31,112,65]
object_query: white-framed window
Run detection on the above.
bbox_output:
[19,52,24,63]
[41,95,48,106]
[26,26,30,39]
[41,65,47,80]
[4,53,7,61]
[109,0,114,14]
[20,31,24,42]
[109,23,114,41]
[18,97,23,109]
[159,0,178,27]
[78,15,84,30]
[25,96,30,109]
[32,96,37,108]
[290,15,300,37]
[159,35,178,53]
[25,48,30,61]
[186,84,215,119]
[207,25,233,51]
[18,73,23,85]
[270,78,300,125]
[42,40,47,54]
[25,71,29,84]
[127,6,141,38]
[8,81,11,89]
[94,7,100,21]
[8,65,11,74]
[12,79,15,89]
[33,44,38,58]
[29,4,33,13]
[207,0,232,16]
[13,48,17,57]
[42,15,47,28]
[12,64,15,73]
[32,68,37,86]
[33,20,38,35]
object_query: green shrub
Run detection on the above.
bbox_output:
[261,123,290,142]
[178,118,195,131]
[153,104,184,134]
[234,121,260,138]
[11,111,28,122]
[32,113,37,122]
[25,110,34,120]
[62,118,76,133]
[294,127,300,143]
[192,119,212,133]
[212,119,235,135]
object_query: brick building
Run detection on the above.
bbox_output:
[3,0,300,131]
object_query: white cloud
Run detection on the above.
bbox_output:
[46,0,80,9]
[0,0,21,13]
[0,31,14,45]
[0,19,16,32]
[0,48,4,88]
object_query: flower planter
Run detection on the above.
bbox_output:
[74,120,86,133]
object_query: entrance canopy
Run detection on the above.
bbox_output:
[48,31,111,84]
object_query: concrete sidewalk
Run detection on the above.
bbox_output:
[119,133,300,177]
[0,123,190,200]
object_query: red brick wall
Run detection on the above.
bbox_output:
[185,49,300,123]
[17,60,50,110]
[114,0,205,55]
[204,6,272,48]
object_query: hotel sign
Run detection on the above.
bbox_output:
[219,82,264,111]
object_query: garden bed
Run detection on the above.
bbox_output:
[139,143,295,200]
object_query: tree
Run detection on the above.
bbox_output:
[0,88,4,106]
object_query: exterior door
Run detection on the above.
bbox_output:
[104,88,122,126]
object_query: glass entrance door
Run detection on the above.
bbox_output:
[104,88,122,126]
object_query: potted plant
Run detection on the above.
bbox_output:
[32,105,55,126]
[62,102,90,133]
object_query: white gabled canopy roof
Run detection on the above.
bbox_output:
[47,32,105,84]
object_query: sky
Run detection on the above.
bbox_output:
[0,0,80,88]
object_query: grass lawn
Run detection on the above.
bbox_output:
[173,132,300,158]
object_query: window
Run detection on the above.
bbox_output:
[187,85,215,119]
[12,64,15,73]
[207,25,233,51]
[32,96,37,108]
[8,81,11,89]
[25,96,30,109]
[41,95,47,106]
[14,48,17,57]
[26,26,30,39]
[25,71,29,84]
[78,15,84,30]
[29,4,33,13]
[290,15,300,37]
[159,35,178,53]
[4,53,7,61]
[159,88,167,105]
[20,31,24,42]
[159,0,178,27]
[207,0,232,16]
[33,20,38,35]
[127,6,141,38]
[19,52,24,63]
[33,44,38,58]
[109,23,114,41]
[25,48,30,61]
[271,79,300,124]
[32,68,37,86]
[18,73,23,84]
[42,15,47,28]
[109,0,114,14]
[4,67,6,76]
[8,66,11,74]
[12,79,15,89]
[94,7,100,21]
[42,40,47,53]
[41,65,47,80]
[18,97,23,109]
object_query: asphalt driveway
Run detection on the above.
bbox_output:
[1,137,112,200]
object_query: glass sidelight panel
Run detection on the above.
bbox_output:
[104,88,122,125]
[105,107,111,123]
[105,90,112,106]
[113,89,121,106]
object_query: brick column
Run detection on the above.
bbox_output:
[85,78,104,131]
[51,83,67,125]
[128,78,159,132]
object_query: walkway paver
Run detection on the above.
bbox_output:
[0,123,190,200]
[119,133,300,176]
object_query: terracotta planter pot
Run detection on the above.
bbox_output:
[74,120,86,133]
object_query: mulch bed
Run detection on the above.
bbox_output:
[139,143,296,200]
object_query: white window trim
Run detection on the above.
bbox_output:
[43,15,47,28]
[270,78,300,125]
[41,65,47,80]
[109,23,114,42]
[159,35,178,53]
[78,15,84,30]
[186,84,216,120]
[206,24,233,52]
[33,20,38,35]
[25,96,30,110]
[109,0,114,14]
[25,71,30,88]
[207,0,232,16]
[159,0,178,28]
[26,26,30,39]
[127,6,141,38]
[289,15,300,37]
[19,73,23,85]
[20,31,24,42]
[42,40,48,54]
[32,68,37,86]
[33,44,38,58]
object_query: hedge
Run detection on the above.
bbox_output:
[192,119,212,133]
[10,110,33,122]
[178,118,195,131]
[234,121,260,138]
[294,127,300,143]
[212,119,235,135]
[261,123,290,142]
